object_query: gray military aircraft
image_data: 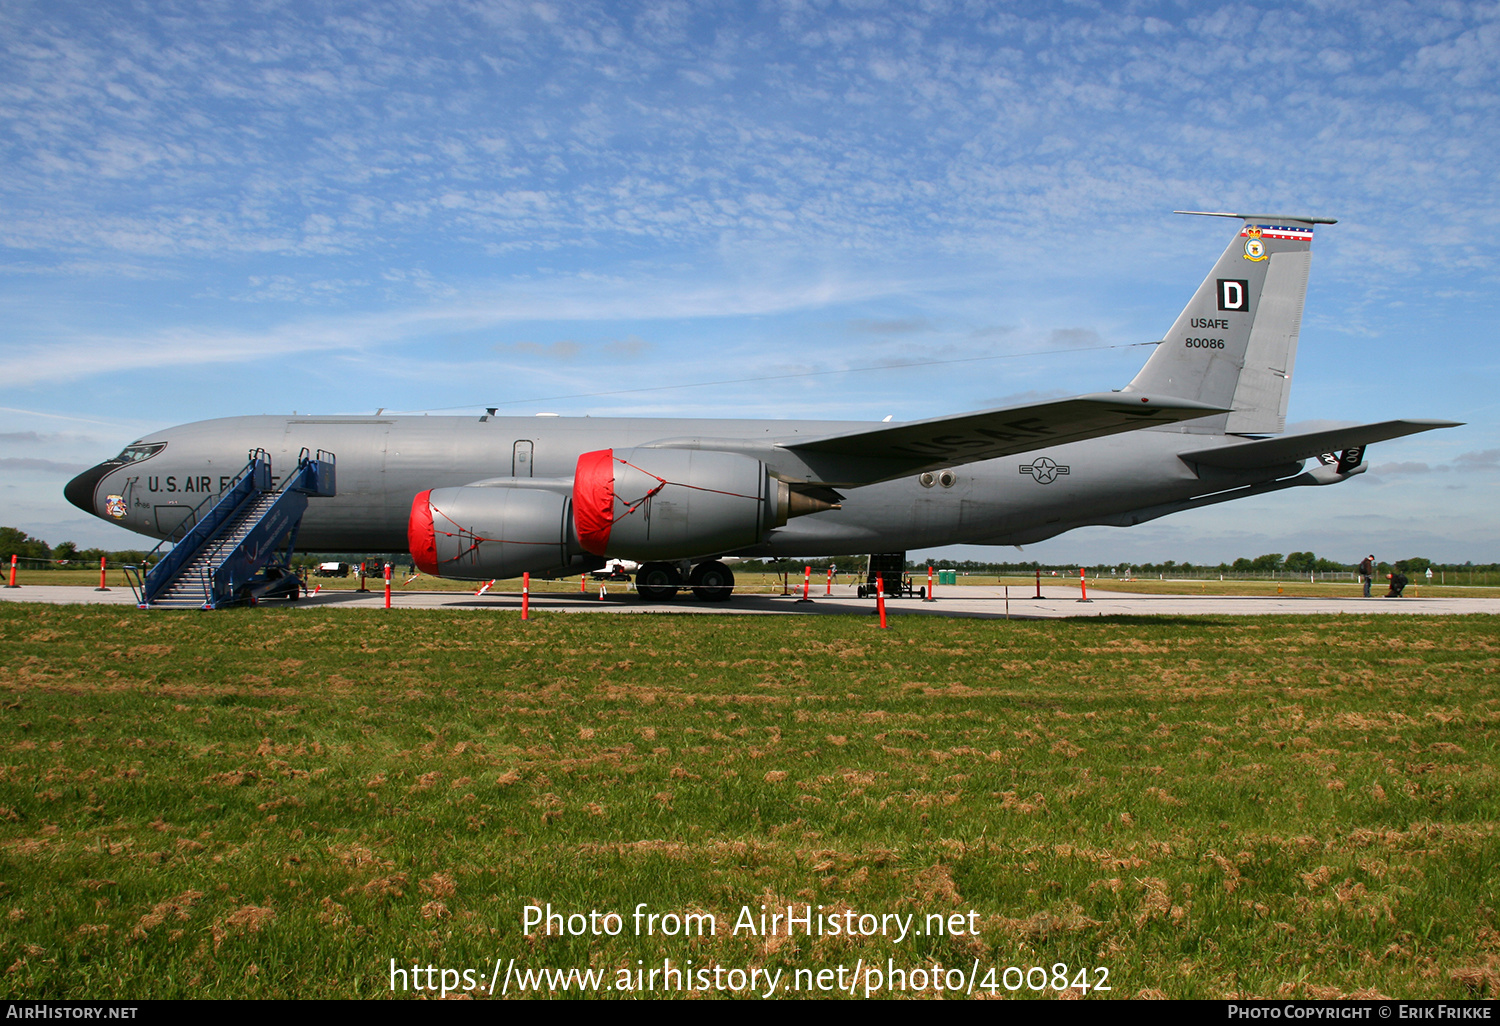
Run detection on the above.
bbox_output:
[66,213,1459,601]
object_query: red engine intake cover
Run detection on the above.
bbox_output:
[572,449,616,556]
[408,489,438,575]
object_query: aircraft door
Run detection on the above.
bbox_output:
[513,440,534,478]
[154,504,194,540]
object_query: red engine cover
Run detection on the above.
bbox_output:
[572,449,616,556]
[408,489,439,575]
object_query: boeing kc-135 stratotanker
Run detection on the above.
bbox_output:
[66,213,1459,605]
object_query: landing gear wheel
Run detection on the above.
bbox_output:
[636,562,682,601]
[288,582,301,602]
[688,560,735,602]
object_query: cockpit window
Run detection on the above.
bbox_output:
[114,442,166,464]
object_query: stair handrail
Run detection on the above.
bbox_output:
[121,564,145,606]
[290,447,336,496]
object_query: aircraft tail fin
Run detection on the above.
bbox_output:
[1124,212,1335,434]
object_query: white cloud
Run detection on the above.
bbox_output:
[0,266,909,387]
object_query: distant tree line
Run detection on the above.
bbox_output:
[0,527,155,568]
[743,551,1499,577]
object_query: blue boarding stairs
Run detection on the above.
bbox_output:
[125,448,336,609]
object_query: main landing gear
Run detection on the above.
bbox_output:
[635,560,735,602]
[635,562,682,601]
[688,560,734,602]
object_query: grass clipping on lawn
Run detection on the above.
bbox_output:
[0,606,1496,999]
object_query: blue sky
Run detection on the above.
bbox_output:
[3,0,1496,564]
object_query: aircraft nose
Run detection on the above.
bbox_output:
[64,462,114,515]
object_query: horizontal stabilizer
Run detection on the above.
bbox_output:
[1180,419,1462,469]
[782,392,1226,470]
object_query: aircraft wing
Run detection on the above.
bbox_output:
[1180,419,1462,469]
[780,392,1226,472]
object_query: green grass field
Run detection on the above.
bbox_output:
[1,605,1496,999]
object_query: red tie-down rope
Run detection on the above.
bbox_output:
[429,457,765,566]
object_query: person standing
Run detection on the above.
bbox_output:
[1358,554,1375,597]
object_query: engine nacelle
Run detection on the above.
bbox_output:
[409,481,596,580]
[573,447,782,560]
